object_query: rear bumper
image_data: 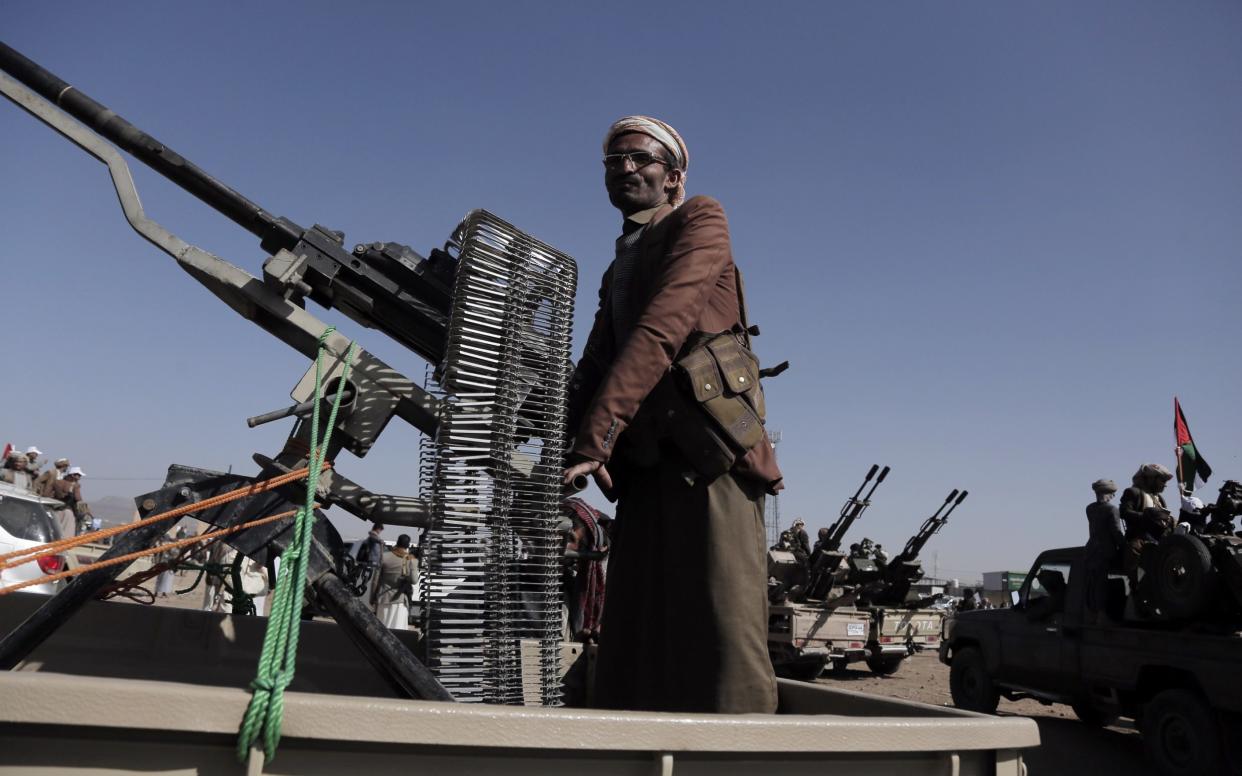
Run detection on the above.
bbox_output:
[873,644,908,658]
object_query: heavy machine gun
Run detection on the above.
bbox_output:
[857,488,968,606]
[0,42,576,705]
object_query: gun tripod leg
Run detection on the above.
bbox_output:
[313,573,452,701]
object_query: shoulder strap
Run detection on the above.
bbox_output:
[733,264,754,349]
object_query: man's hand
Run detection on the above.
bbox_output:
[564,459,613,493]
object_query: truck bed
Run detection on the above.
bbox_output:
[0,593,1038,775]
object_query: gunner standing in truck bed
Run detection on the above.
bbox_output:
[564,115,782,713]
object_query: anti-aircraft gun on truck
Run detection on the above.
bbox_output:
[847,489,968,676]
[766,464,889,604]
[0,42,1039,773]
[857,488,969,607]
[804,464,891,601]
[766,466,890,679]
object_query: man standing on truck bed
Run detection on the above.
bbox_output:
[1119,463,1173,612]
[1084,478,1123,619]
[48,466,86,539]
[563,115,782,713]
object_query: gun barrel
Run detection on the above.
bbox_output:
[0,41,300,251]
[562,474,590,495]
[862,465,891,502]
[895,488,968,564]
[826,464,890,551]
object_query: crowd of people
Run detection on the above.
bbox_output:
[1,443,96,538]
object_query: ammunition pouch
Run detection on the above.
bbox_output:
[665,331,768,478]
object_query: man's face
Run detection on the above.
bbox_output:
[604,132,682,215]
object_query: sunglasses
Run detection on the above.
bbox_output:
[602,151,671,171]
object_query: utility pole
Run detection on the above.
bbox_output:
[764,430,782,546]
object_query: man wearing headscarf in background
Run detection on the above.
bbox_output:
[373,533,416,631]
[24,447,44,478]
[48,466,86,539]
[790,518,811,559]
[34,457,69,498]
[563,116,782,713]
[1084,478,1123,620]
[0,450,33,491]
[1119,463,1174,612]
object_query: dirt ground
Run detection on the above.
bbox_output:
[133,576,1156,774]
[816,652,1158,776]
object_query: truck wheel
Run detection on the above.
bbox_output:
[949,646,999,714]
[1155,534,1213,619]
[1142,689,1222,775]
[1071,700,1119,728]
[865,654,904,676]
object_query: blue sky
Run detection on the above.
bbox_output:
[2,2,1240,580]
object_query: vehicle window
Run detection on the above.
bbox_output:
[1026,562,1071,611]
[0,496,58,543]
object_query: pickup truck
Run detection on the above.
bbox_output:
[768,601,872,679]
[940,545,1242,775]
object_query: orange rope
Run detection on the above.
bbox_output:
[0,506,312,596]
[0,463,328,571]
[99,503,316,603]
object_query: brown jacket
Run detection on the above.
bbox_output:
[33,469,60,498]
[48,478,81,507]
[569,196,782,491]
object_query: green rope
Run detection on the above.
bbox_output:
[237,328,357,763]
[229,552,257,618]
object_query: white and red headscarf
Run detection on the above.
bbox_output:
[603,115,689,206]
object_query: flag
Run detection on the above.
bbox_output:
[1174,397,1212,493]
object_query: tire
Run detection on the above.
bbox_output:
[866,653,904,676]
[774,654,827,682]
[949,646,999,714]
[1154,534,1213,619]
[1071,700,1120,728]
[1142,689,1222,776]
